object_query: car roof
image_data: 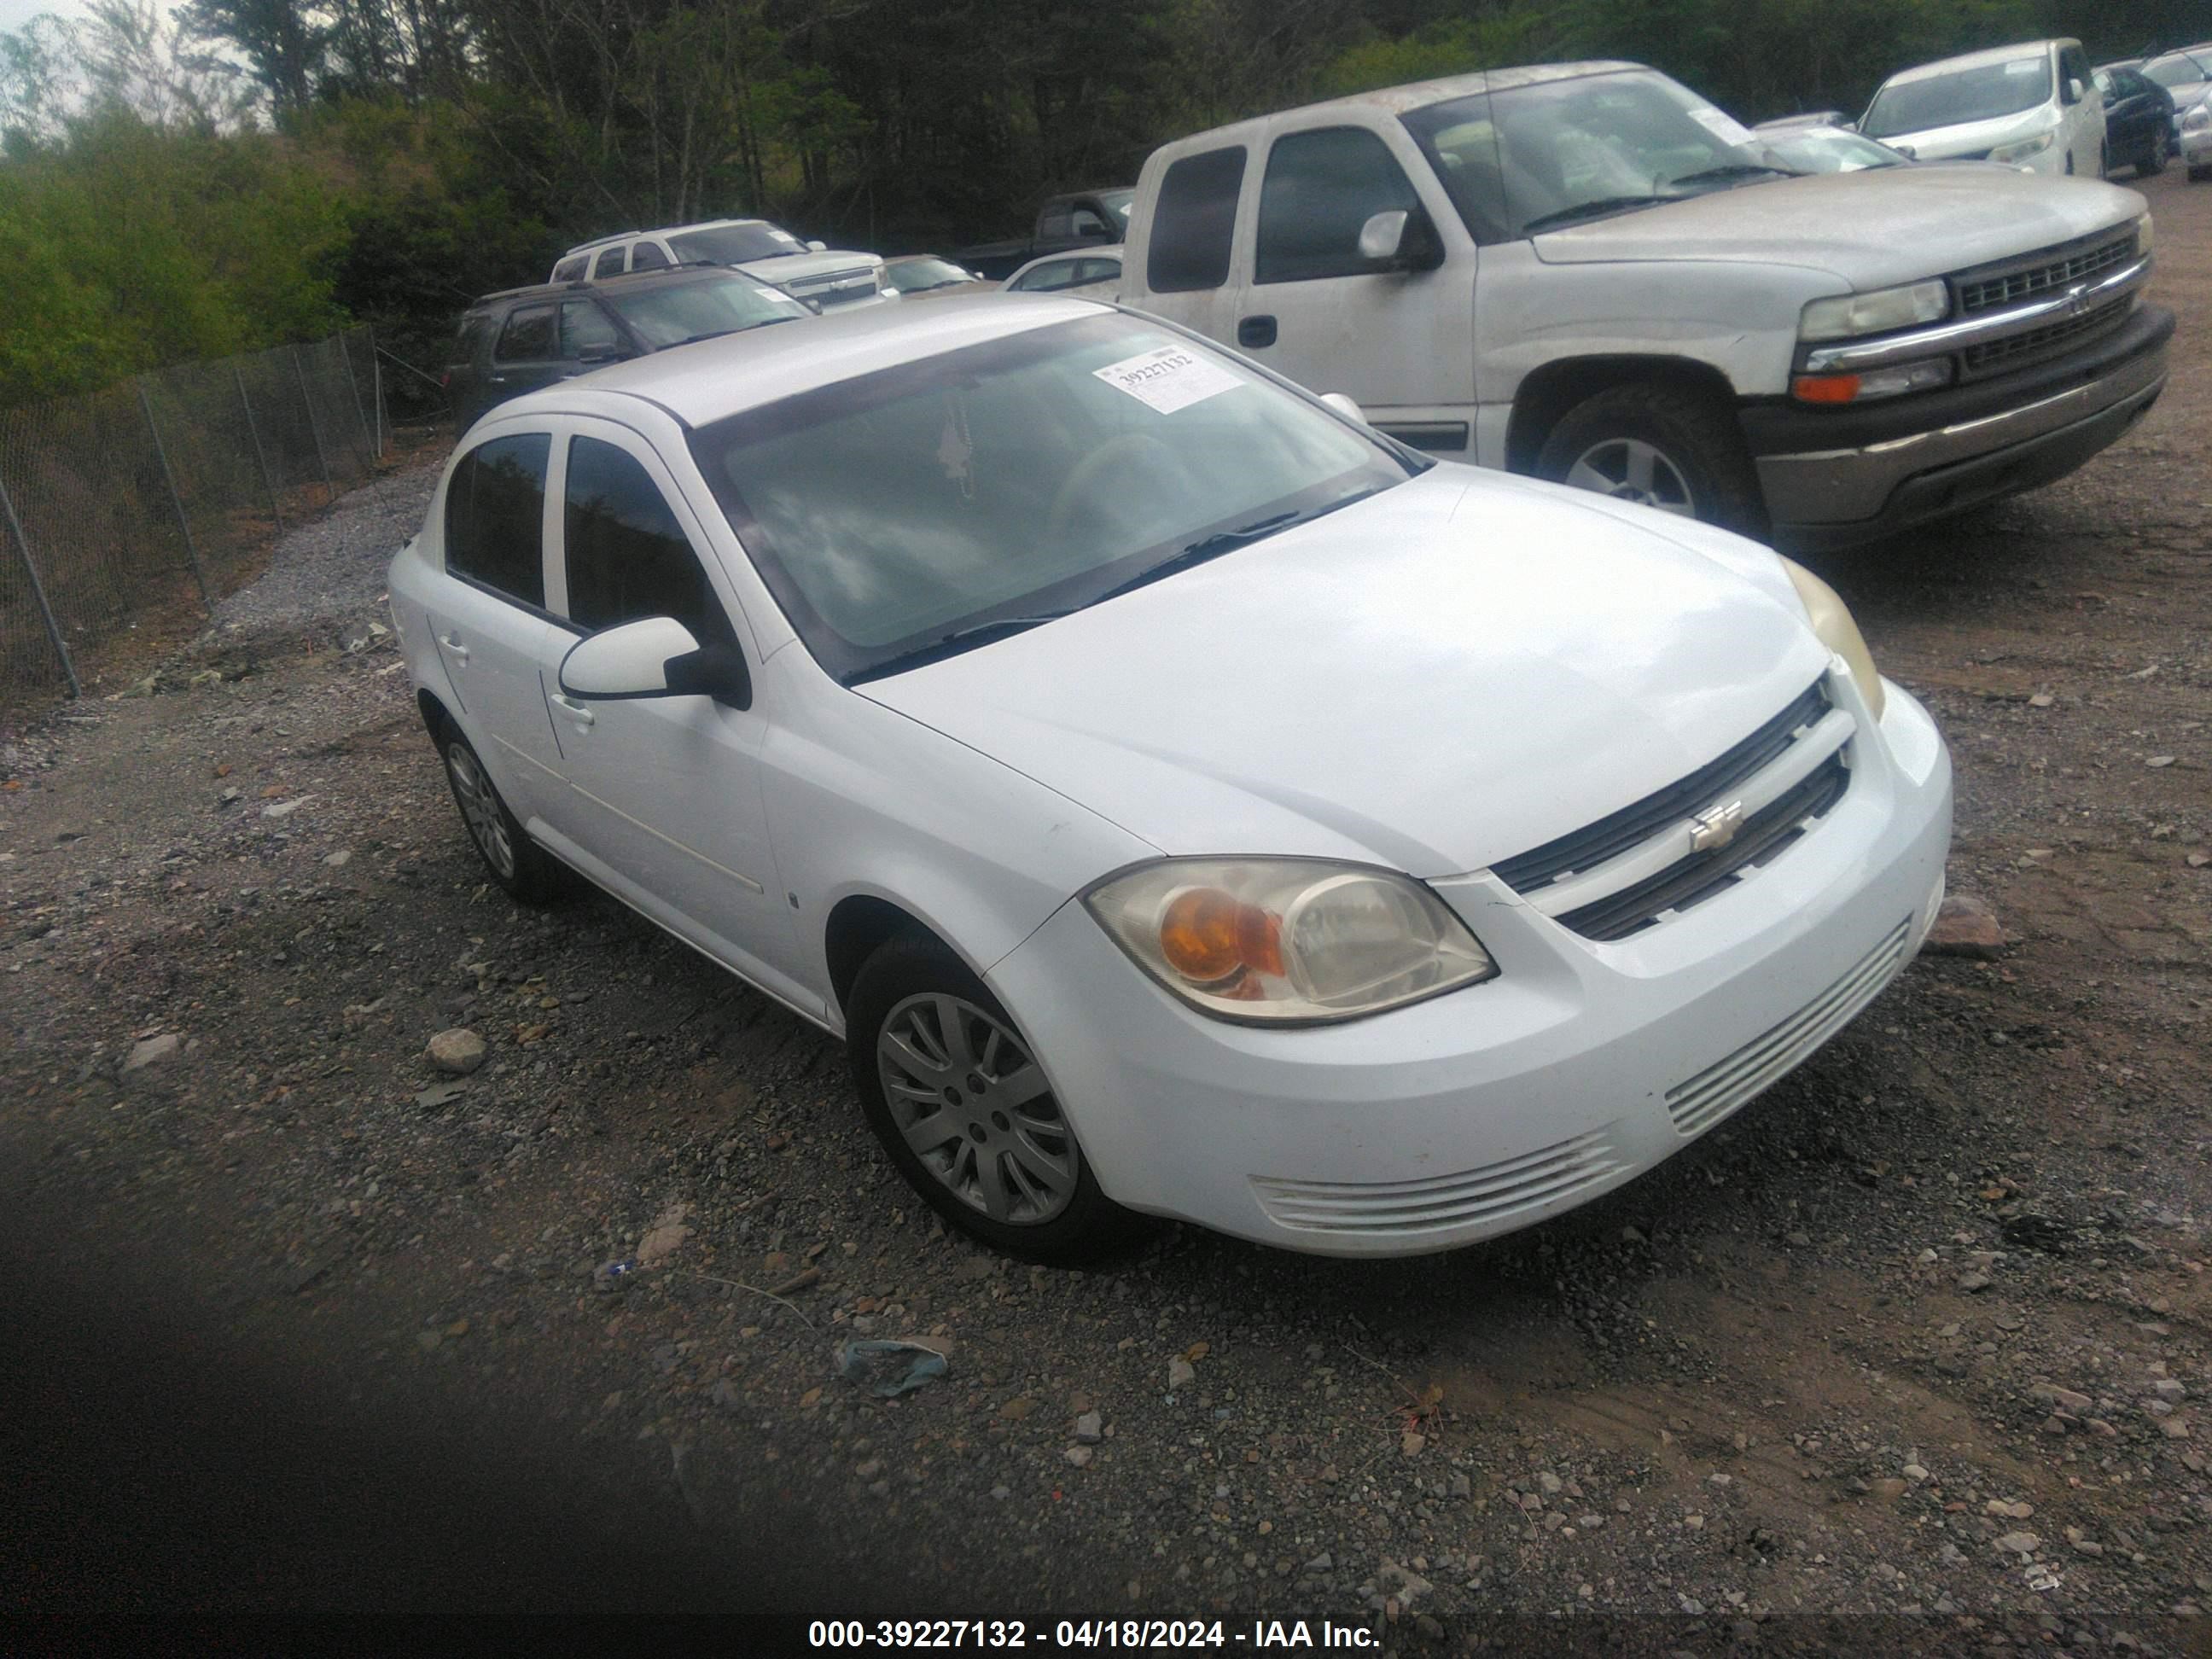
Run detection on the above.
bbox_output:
[465,264,756,314]
[1880,39,2070,87]
[563,218,774,257]
[496,293,1111,428]
[2146,48,2212,72]
[1161,60,1645,148]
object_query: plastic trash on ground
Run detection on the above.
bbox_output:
[835,1338,949,1397]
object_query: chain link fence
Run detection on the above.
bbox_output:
[0,326,386,716]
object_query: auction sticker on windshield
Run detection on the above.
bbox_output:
[1092,346,1242,415]
[1687,106,1758,147]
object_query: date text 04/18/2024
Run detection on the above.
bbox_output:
[805,1621,1377,1650]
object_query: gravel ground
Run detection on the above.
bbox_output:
[3,178,2209,1646]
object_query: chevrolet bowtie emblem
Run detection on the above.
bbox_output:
[1691,800,1746,853]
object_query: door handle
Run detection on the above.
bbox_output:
[437,632,470,664]
[1237,315,1278,349]
[548,695,596,728]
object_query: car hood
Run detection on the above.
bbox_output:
[1533,168,2139,287]
[734,249,885,301]
[861,469,1831,879]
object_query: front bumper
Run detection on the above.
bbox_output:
[1743,302,2172,550]
[987,676,1953,1258]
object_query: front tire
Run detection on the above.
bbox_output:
[846,934,1140,1263]
[437,726,564,905]
[1534,383,1767,538]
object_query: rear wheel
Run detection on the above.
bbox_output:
[1534,383,1767,538]
[846,933,1142,1263]
[437,725,564,904]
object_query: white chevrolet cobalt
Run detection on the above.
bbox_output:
[389,297,1953,1261]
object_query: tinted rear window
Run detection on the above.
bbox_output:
[1145,147,1246,294]
[445,434,550,608]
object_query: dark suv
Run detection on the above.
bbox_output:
[445,265,811,425]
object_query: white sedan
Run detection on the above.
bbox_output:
[389,297,1953,1261]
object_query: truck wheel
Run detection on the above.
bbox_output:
[2138,138,2165,178]
[1534,384,1767,537]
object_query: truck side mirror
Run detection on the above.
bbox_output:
[1358,210,1410,263]
[2064,77,2086,105]
[806,239,827,253]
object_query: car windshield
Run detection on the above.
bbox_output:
[688,313,1414,682]
[667,222,810,265]
[2143,53,2212,90]
[885,257,975,294]
[605,276,811,346]
[1863,57,2054,138]
[1761,127,1906,172]
[1406,69,1792,240]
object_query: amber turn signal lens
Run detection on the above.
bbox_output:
[1791,373,1861,405]
[1160,888,1243,981]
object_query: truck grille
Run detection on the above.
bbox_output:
[1953,230,2136,316]
[1961,294,2132,374]
[784,268,881,306]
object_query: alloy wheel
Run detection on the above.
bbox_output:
[876,992,1077,1225]
[1564,437,1697,516]
[445,741,515,881]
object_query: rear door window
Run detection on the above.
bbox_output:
[1145,146,1247,294]
[1256,127,1424,284]
[445,434,551,608]
[551,256,588,282]
[562,436,734,645]
[591,245,629,279]
[494,306,556,363]
[560,300,622,359]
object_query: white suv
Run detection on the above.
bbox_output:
[1860,39,2107,176]
[553,218,888,311]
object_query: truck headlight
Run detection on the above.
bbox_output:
[1800,279,1950,342]
[1988,130,2056,165]
[1086,859,1496,1024]
[1781,559,1884,719]
[2184,106,2210,133]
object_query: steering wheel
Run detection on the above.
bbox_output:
[1044,432,1179,547]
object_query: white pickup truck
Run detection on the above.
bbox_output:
[1117,61,2172,547]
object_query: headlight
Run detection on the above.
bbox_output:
[2184,106,2210,132]
[1800,279,1950,342]
[1988,130,2056,165]
[2137,214,2155,256]
[1781,559,1885,719]
[1085,859,1497,1024]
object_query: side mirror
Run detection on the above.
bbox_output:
[1318,392,1365,423]
[1358,209,1409,263]
[806,239,828,253]
[558,616,752,708]
[2065,77,2086,105]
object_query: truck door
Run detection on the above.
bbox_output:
[1127,145,1251,355]
[1232,121,1480,454]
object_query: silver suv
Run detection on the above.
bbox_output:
[552,218,888,311]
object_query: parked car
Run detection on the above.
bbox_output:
[1117,59,2169,549]
[1860,40,2106,176]
[551,218,888,312]
[2139,47,2212,150]
[443,266,811,424]
[389,296,1953,1260]
[956,189,1133,280]
[2184,99,2212,178]
[1001,248,1122,295]
[1756,125,1911,172]
[881,254,988,298]
[2094,62,2176,175]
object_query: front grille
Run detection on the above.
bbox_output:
[1493,681,1830,894]
[1961,293,2132,375]
[1251,1127,1623,1237]
[1664,917,1912,1138]
[786,269,880,306]
[1953,230,2136,315]
[1556,751,1852,941]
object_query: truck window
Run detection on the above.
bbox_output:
[592,245,629,279]
[1399,95,1512,244]
[629,241,672,271]
[1146,147,1247,294]
[1071,207,1110,239]
[494,305,557,363]
[551,256,589,283]
[1256,127,1425,284]
[1039,204,1074,241]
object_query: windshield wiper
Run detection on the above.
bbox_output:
[1092,511,1303,603]
[668,328,737,346]
[1521,194,1688,234]
[846,614,1074,684]
[1664,162,1801,187]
